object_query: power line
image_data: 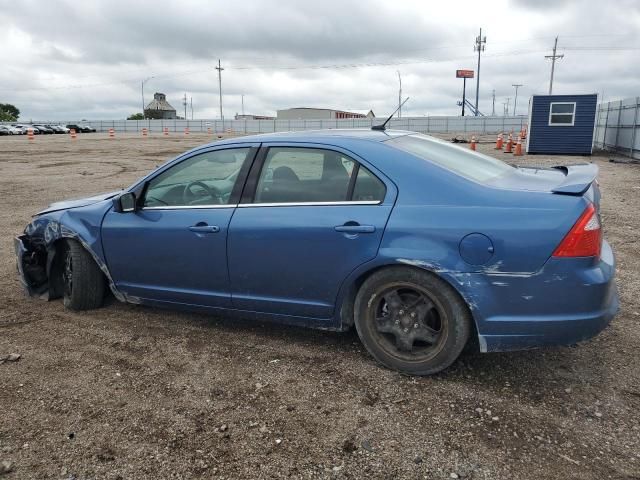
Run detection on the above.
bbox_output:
[1,43,638,95]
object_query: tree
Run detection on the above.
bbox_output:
[0,103,19,121]
[127,113,144,120]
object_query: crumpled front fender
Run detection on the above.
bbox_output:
[16,200,127,302]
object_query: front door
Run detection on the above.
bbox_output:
[228,145,395,319]
[102,146,256,307]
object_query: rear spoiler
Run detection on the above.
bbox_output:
[550,163,598,195]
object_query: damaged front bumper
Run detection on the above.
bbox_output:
[14,234,48,298]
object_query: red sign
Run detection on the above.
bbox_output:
[456,69,474,78]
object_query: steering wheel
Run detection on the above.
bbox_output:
[182,181,223,205]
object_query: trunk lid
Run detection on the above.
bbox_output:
[486,163,599,206]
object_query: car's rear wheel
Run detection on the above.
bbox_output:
[354,267,471,375]
[62,240,106,311]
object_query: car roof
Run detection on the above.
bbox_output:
[208,129,412,147]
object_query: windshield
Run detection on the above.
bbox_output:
[387,134,514,183]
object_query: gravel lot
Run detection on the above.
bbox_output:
[1,133,639,479]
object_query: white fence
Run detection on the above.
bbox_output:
[594,97,640,160]
[12,115,528,136]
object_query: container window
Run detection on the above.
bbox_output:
[549,102,576,126]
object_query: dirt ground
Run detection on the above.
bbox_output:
[1,132,639,480]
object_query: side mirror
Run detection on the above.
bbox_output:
[114,192,137,213]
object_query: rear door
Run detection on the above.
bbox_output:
[227,143,396,319]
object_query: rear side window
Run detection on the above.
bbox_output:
[253,147,385,204]
[352,166,386,202]
[387,134,514,183]
[255,147,355,203]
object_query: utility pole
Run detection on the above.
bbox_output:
[190,97,193,120]
[491,89,496,116]
[216,59,224,120]
[397,71,402,118]
[512,84,523,116]
[505,97,511,116]
[183,93,187,120]
[545,36,564,94]
[473,28,486,116]
[241,94,245,116]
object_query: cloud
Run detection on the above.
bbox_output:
[0,0,638,119]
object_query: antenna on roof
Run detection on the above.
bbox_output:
[372,97,410,131]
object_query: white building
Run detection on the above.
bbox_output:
[277,107,375,120]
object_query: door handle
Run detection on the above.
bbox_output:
[334,224,376,234]
[188,224,220,233]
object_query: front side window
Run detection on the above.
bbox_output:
[549,102,576,126]
[143,148,251,207]
[255,147,356,203]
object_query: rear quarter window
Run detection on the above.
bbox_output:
[387,134,514,183]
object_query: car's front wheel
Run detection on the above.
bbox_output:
[354,267,471,375]
[61,240,106,311]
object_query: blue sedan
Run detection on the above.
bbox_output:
[15,129,618,375]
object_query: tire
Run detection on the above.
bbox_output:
[61,239,106,311]
[354,267,471,375]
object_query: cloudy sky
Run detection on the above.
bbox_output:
[1,0,639,120]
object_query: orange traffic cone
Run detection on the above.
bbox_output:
[163,127,169,136]
[142,127,148,137]
[494,133,503,150]
[184,127,190,136]
[513,135,523,156]
[27,128,34,141]
[504,133,513,153]
[70,129,77,140]
[470,135,477,151]
[109,128,115,138]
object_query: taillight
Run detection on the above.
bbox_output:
[552,203,602,258]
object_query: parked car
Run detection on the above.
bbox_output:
[66,124,96,133]
[0,126,9,135]
[47,125,69,134]
[34,124,54,134]
[15,124,41,134]
[3,125,22,135]
[14,129,618,375]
